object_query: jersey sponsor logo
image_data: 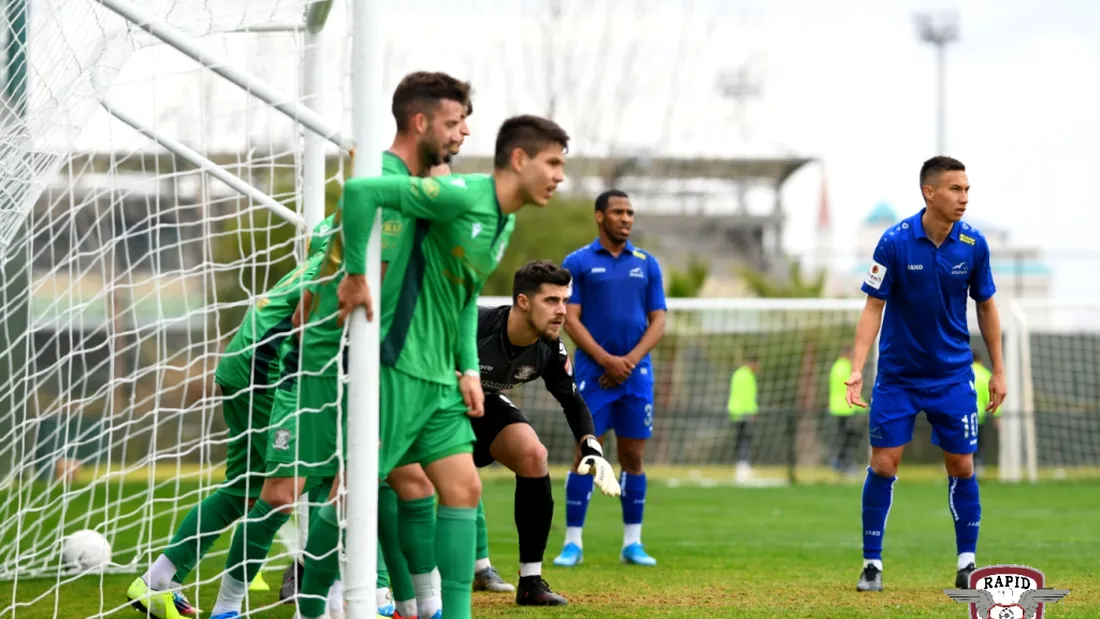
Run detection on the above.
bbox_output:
[514,365,537,381]
[590,267,606,273]
[865,260,886,289]
[960,233,976,246]
[421,177,441,198]
[943,564,1069,618]
[952,261,969,276]
[908,264,923,271]
[383,220,402,235]
[273,429,291,450]
[480,364,494,372]
[632,250,646,260]
[629,267,645,278]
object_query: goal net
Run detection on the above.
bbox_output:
[0,0,360,616]
[489,297,1021,487]
[1012,300,1100,481]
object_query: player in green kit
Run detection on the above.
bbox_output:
[206,73,475,619]
[276,71,476,619]
[288,114,570,619]
[124,216,335,619]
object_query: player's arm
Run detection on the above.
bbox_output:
[971,237,1005,412]
[342,175,473,275]
[543,341,597,441]
[848,238,895,406]
[625,255,668,365]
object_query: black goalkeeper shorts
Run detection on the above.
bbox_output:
[471,392,530,468]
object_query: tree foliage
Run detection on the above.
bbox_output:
[481,196,597,296]
[211,171,344,339]
[738,259,826,298]
[666,257,709,298]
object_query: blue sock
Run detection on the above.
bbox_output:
[861,467,896,561]
[948,475,981,556]
[620,471,646,526]
[564,471,593,529]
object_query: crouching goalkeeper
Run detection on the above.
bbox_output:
[473,260,620,606]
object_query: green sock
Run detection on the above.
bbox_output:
[298,503,341,619]
[306,478,331,533]
[163,488,247,584]
[379,484,416,601]
[436,506,477,619]
[475,499,489,562]
[224,499,290,584]
[398,496,437,576]
[376,543,389,589]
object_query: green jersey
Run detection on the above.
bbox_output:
[214,216,335,390]
[293,152,416,377]
[829,357,858,416]
[343,173,515,385]
[380,151,415,263]
[974,361,994,422]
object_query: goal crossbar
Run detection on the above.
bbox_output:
[94,0,353,151]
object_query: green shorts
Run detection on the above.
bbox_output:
[219,382,276,497]
[265,373,343,479]
[379,365,476,479]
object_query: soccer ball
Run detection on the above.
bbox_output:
[60,529,112,573]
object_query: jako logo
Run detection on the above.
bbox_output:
[908,264,924,270]
[944,564,1069,619]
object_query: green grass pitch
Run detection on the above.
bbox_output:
[4,468,1097,618]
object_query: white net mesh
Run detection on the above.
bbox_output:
[1014,300,1100,481]
[0,1,348,616]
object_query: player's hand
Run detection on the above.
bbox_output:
[337,274,373,325]
[987,371,1007,413]
[459,372,484,418]
[845,370,868,408]
[600,356,635,384]
[292,291,312,331]
[576,436,620,497]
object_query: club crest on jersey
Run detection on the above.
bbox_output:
[943,565,1069,619]
[422,177,441,199]
[273,429,291,451]
[514,365,537,381]
[383,220,402,235]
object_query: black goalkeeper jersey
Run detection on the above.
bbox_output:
[475,305,595,440]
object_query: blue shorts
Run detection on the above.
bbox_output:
[590,393,654,440]
[869,380,978,454]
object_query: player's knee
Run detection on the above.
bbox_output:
[436,472,481,508]
[869,451,900,477]
[944,454,974,478]
[514,441,549,478]
[258,477,300,512]
[618,450,644,475]
[388,466,435,501]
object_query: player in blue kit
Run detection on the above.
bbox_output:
[554,189,667,567]
[845,157,1007,592]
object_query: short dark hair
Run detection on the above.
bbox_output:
[512,259,572,303]
[493,115,570,169]
[595,189,629,212]
[919,156,965,188]
[391,71,473,132]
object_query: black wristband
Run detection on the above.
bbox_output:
[579,436,602,459]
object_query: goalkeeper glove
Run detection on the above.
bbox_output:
[576,436,621,497]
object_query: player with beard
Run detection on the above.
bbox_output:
[555,189,667,568]
[471,260,620,607]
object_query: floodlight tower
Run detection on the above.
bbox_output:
[715,63,762,214]
[914,10,960,156]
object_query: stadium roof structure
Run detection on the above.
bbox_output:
[450,154,816,188]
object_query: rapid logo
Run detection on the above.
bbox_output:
[944,565,1069,619]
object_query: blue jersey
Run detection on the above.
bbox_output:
[861,209,996,387]
[562,239,667,395]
